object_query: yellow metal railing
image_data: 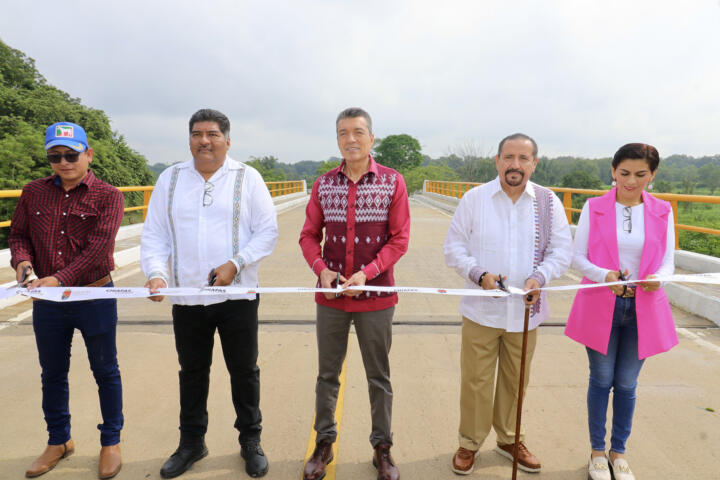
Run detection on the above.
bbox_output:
[265,180,306,197]
[424,180,720,249]
[0,180,307,228]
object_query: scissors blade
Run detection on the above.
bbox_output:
[496,274,508,292]
[8,266,33,289]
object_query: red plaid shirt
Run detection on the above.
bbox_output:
[9,170,124,286]
[299,156,410,312]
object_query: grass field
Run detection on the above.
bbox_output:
[677,202,720,257]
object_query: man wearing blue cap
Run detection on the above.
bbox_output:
[9,122,125,479]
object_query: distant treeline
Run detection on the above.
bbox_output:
[151,151,720,196]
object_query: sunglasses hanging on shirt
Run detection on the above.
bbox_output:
[622,206,632,233]
[203,181,214,207]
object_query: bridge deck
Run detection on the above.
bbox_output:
[1,200,718,479]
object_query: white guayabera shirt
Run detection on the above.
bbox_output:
[444,177,573,332]
[141,156,278,305]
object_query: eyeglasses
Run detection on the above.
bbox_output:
[203,181,214,207]
[47,152,81,164]
[623,206,632,233]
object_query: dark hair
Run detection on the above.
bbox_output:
[497,133,538,158]
[612,143,660,172]
[189,109,230,137]
[336,107,373,134]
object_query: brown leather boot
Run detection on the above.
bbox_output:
[98,444,122,479]
[373,444,399,480]
[25,439,75,478]
[303,440,333,480]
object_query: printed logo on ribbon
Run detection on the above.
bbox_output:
[203,287,228,294]
[55,126,74,138]
[61,289,72,300]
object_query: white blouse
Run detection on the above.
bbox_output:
[572,201,675,283]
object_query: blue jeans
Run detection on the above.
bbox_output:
[32,286,123,446]
[586,296,645,453]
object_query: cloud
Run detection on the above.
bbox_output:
[2,0,719,163]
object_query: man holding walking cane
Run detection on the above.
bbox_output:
[443,133,572,475]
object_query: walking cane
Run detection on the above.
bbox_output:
[512,295,532,480]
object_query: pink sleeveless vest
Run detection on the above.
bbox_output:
[565,188,678,359]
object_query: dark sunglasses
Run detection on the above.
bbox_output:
[47,152,81,164]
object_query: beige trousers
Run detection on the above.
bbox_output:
[458,317,538,450]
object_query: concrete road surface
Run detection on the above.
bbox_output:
[1,200,718,479]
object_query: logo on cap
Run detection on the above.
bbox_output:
[56,126,74,138]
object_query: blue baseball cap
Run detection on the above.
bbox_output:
[45,122,88,152]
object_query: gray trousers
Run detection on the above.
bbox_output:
[314,304,395,447]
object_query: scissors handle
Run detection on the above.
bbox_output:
[20,265,32,285]
[496,274,507,292]
[335,272,342,298]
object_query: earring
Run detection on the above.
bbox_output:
[647,182,653,191]
[611,180,617,186]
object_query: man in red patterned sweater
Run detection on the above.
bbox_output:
[299,108,410,480]
[9,122,124,479]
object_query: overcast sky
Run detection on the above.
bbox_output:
[2,0,720,164]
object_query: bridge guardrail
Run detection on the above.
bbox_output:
[424,180,720,250]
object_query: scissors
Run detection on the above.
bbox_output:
[617,269,635,297]
[334,272,342,298]
[496,274,508,292]
[9,265,33,289]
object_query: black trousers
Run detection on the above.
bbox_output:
[172,298,261,444]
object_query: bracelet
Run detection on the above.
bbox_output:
[477,271,489,287]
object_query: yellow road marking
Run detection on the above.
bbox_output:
[303,359,348,480]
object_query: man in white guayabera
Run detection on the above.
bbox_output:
[141,109,278,479]
[444,133,572,476]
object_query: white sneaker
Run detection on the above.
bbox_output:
[610,457,636,480]
[588,455,611,480]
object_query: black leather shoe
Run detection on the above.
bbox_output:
[160,441,209,479]
[241,441,269,478]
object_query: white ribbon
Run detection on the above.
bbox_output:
[1,273,718,303]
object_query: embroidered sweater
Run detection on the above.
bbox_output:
[299,156,410,312]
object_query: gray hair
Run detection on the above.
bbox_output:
[497,133,538,158]
[189,109,230,138]
[336,107,373,134]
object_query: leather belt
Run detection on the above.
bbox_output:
[618,286,636,298]
[84,274,112,288]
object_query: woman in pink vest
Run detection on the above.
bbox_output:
[565,143,677,480]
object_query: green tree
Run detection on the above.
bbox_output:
[315,159,341,177]
[698,163,720,195]
[653,179,673,193]
[246,155,286,181]
[374,134,423,172]
[561,170,605,223]
[403,164,458,193]
[0,37,155,248]
[561,170,604,189]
